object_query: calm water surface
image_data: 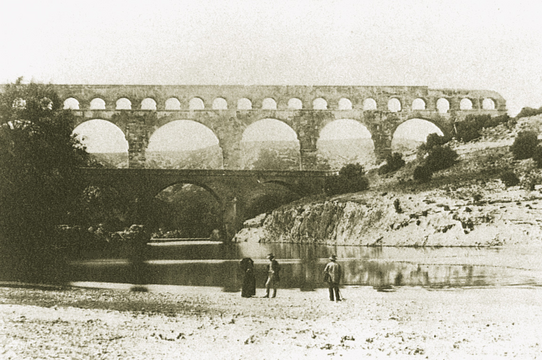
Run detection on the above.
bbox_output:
[70,242,542,292]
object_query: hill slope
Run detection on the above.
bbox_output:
[235,115,542,247]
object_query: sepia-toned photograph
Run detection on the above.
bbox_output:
[1,0,542,358]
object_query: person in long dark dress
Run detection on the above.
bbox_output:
[240,257,256,297]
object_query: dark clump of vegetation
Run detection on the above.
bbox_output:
[516,106,542,120]
[500,171,520,187]
[454,114,511,143]
[0,79,90,284]
[325,163,369,196]
[532,145,542,168]
[424,145,459,172]
[413,165,433,183]
[378,152,405,175]
[511,130,539,160]
[413,134,459,183]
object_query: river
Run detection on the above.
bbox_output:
[69,242,542,292]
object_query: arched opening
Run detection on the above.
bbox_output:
[363,98,377,110]
[288,98,303,110]
[72,119,129,168]
[165,98,181,110]
[116,98,131,110]
[388,98,401,112]
[460,98,473,110]
[244,184,300,220]
[90,98,106,110]
[412,98,426,110]
[237,98,252,110]
[141,98,157,110]
[392,118,444,155]
[482,98,495,110]
[317,119,375,170]
[152,183,222,239]
[262,98,277,110]
[437,98,450,113]
[338,98,353,110]
[241,118,300,170]
[212,97,228,110]
[189,98,205,110]
[146,120,223,169]
[63,97,80,110]
[313,98,328,110]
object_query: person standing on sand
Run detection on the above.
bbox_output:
[323,254,342,301]
[240,258,256,298]
[264,253,280,298]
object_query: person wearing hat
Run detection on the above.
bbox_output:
[323,254,342,301]
[263,253,280,298]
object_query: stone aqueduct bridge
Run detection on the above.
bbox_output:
[57,85,506,240]
[56,84,507,169]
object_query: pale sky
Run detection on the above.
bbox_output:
[1,0,541,118]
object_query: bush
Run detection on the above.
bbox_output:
[516,106,542,120]
[378,152,405,174]
[533,145,542,168]
[325,163,369,196]
[424,145,459,172]
[413,165,433,182]
[500,171,520,187]
[454,114,511,142]
[511,130,539,159]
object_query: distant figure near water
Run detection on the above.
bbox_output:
[323,254,342,301]
[264,254,280,298]
[240,258,256,298]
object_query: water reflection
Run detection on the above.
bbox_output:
[69,243,542,292]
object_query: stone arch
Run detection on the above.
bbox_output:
[212,97,228,110]
[363,98,377,110]
[153,182,223,238]
[388,98,401,112]
[437,98,450,113]
[316,119,375,170]
[90,98,106,110]
[391,118,445,155]
[141,98,157,110]
[288,98,303,110]
[116,98,132,110]
[313,98,327,110]
[338,98,353,110]
[237,98,252,110]
[240,118,300,170]
[482,98,496,110]
[72,119,129,168]
[412,98,426,110]
[189,97,205,110]
[63,97,80,110]
[146,120,223,169]
[165,97,181,110]
[262,98,277,110]
[460,98,473,110]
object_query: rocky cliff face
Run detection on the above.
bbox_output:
[235,183,542,247]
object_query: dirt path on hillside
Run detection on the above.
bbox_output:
[1,285,541,359]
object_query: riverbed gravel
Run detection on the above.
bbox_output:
[1,284,541,359]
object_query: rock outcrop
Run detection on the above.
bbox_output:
[234,184,542,247]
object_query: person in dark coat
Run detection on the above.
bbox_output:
[323,254,342,301]
[240,257,256,298]
[263,253,280,298]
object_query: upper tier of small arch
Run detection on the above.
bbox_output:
[51,85,506,113]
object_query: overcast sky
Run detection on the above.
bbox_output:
[1,0,541,116]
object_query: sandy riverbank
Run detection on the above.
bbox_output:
[1,284,541,359]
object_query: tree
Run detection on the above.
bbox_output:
[511,130,539,160]
[0,79,89,283]
[325,163,369,196]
